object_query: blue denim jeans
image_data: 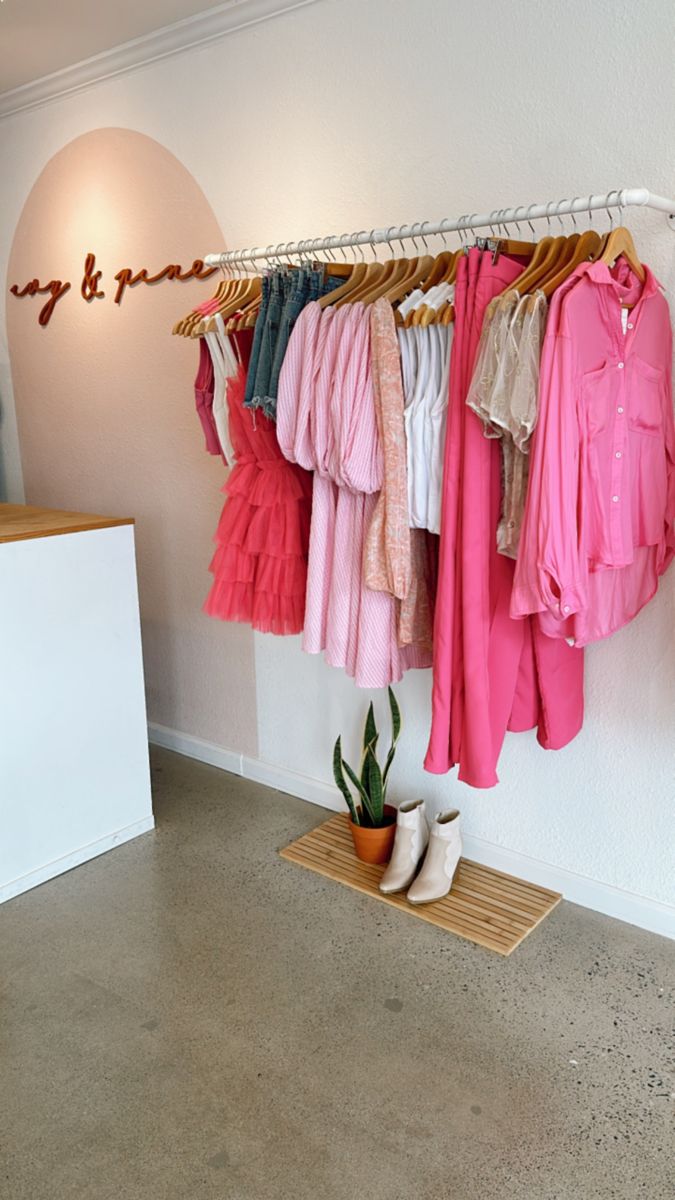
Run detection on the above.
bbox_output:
[246,268,345,417]
[244,274,270,409]
[249,272,284,408]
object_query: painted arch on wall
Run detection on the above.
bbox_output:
[7,127,258,754]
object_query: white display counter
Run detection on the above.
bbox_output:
[0,504,154,903]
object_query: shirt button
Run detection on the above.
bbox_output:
[615,451,622,459]
[627,322,633,330]
[617,406,624,414]
[612,495,619,503]
[617,362,624,369]
[563,605,570,614]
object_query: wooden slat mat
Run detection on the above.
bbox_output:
[280,814,561,956]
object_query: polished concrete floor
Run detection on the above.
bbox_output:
[2,747,674,1200]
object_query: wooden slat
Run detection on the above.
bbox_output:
[0,503,133,544]
[280,814,562,957]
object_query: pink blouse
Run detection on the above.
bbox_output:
[512,260,675,644]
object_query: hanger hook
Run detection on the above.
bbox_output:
[511,206,523,238]
[612,187,624,226]
[569,198,579,231]
[545,201,556,234]
[383,225,395,259]
[605,190,617,232]
[525,203,537,238]
[437,220,449,251]
[367,229,378,261]
[556,201,567,232]
[416,221,430,253]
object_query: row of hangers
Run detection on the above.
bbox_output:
[172,199,645,338]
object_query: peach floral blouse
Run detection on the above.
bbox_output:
[364,298,434,652]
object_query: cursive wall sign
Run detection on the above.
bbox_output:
[9,277,72,327]
[10,252,217,326]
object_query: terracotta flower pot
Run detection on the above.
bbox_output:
[349,804,397,864]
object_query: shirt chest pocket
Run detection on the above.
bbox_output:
[582,356,664,440]
[628,356,663,437]
[582,361,613,438]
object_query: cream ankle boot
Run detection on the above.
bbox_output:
[406,810,462,905]
[379,799,429,894]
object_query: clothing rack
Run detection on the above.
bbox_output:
[204,187,675,269]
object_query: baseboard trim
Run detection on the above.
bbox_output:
[148,724,675,941]
[0,815,155,905]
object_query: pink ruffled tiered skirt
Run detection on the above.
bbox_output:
[204,365,312,635]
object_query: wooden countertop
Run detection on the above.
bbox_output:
[0,504,134,544]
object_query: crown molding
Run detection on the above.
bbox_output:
[0,0,322,120]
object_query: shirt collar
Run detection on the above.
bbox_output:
[582,259,662,300]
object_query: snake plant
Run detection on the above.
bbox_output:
[333,687,401,827]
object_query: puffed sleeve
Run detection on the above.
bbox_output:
[511,330,588,623]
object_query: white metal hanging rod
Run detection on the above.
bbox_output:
[204,186,675,268]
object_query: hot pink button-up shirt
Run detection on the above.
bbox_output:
[512,260,675,644]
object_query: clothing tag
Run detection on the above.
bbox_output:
[621,307,629,335]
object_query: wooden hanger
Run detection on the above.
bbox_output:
[541,229,602,298]
[187,278,243,336]
[498,235,552,300]
[320,261,352,279]
[338,261,387,306]
[386,255,434,308]
[317,261,366,309]
[501,235,569,298]
[172,276,235,335]
[490,238,537,260]
[598,225,645,283]
[406,251,456,325]
[350,257,400,306]
[193,276,261,336]
[179,276,237,336]
[421,251,453,291]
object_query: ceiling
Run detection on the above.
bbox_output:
[0,0,222,94]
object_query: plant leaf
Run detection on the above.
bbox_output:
[388,686,402,744]
[333,737,359,825]
[365,740,384,825]
[361,702,379,789]
[363,701,377,754]
[343,758,375,826]
[382,687,401,793]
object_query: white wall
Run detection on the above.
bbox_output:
[1,0,674,929]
